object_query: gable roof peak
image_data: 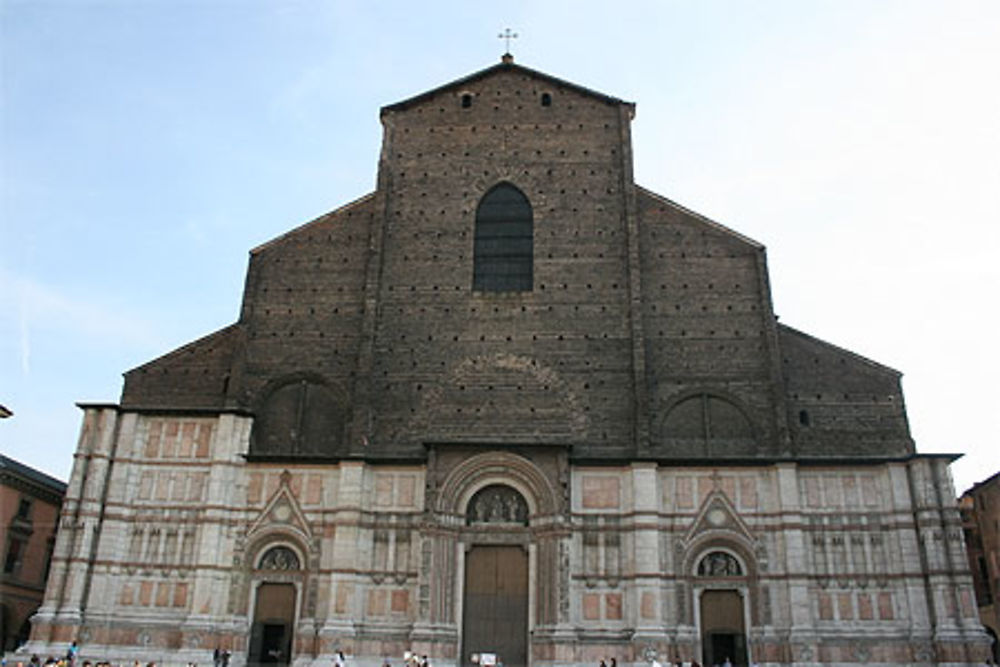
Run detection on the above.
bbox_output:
[380,57,634,117]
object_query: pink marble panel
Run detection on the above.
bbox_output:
[582,476,620,509]
[605,593,622,620]
[676,477,694,510]
[739,476,758,509]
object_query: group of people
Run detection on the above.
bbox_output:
[374,650,431,666]
[210,648,230,667]
[7,658,154,667]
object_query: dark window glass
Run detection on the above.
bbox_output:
[461,93,472,108]
[16,498,31,520]
[4,538,24,574]
[541,92,552,107]
[473,183,533,292]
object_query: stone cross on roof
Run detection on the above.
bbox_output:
[498,28,518,55]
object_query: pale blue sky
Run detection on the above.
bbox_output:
[2,0,998,493]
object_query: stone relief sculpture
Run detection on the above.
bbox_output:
[258,545,301,571]
[697,550,743,577]
[466,484,529,525]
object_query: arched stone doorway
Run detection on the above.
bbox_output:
[695,550,750,667]
[461,485,531,667]
[248,545,302,667]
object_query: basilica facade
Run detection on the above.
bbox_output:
[26,56,989,666]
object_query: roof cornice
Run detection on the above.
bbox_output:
[380,58,634,117]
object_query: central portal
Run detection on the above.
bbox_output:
[462,545,528,667]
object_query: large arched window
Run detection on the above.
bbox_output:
[473,183,533,292]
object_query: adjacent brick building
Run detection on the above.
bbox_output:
[25,56,990,666]
[1,455,65,652]
[960,471,1000,661]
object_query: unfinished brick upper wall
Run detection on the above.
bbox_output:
[118,59,915,462]
[779,325,913,456]
[636,189,787,458]
[366,65,636,458]
[121,325,241,409]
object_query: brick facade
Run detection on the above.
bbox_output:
[1,456,65,653]
[22,57,990,666]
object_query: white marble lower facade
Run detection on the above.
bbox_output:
[20,407,991,666]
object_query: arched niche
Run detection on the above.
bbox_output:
[659,391,757,457]
[250,374,348,458]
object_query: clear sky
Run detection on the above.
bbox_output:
[2,0,998,494]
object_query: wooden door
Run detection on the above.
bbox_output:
[462,545,528,667]
[249,583,296,666]
[700,589,748,666]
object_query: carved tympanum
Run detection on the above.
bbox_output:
[466,484,529,525]
[258,546,300,571]
[697,550,743,577]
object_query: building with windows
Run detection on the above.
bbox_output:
[25,56,989,666]
[1,455,65,653]
[960,471,1000,662]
